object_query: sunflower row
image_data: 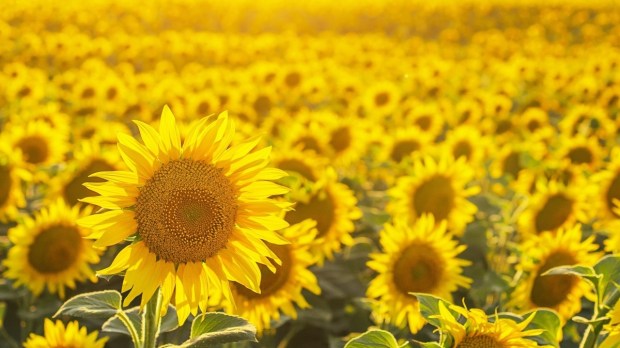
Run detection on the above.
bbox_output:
[2,0,620,347]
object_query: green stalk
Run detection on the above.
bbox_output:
[142,289,163,348]
[580,288,619,348]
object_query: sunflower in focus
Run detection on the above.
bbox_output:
[517,179,589,237]
[367,215,471,334]
[432,301,548,348]
[509,224,600,321]
[23,319,108,348]
[388,155,479,235]
[285,169,361,264]
[228,219,321,334]
[0,144,30,222]
[47,140,122,207]
[78,107,290,324]
[3,200,101,298]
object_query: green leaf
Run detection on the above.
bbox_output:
[101,307,141,336]
[180,312,256,347]
[410,293,458,329]
[522,309,561,348]
[54,290,121,319]
[594,255,620,307]
[409,341,442,348]
[542,264,599,291]
[344,329,399,348]
[161,305,180,333]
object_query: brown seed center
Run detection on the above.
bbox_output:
[135,159,238,263]
[28,225,82,274]
[530,250,578,308]
[0,164,11,207]
[393,243,443,294]
[16,136,49,165]
[457,335,502,348]
[413,175,455,222]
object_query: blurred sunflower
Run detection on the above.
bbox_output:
[591,148,620,227]
[367,215,471,333]
[517,179,589,236]
[432,301,547,348]
[228,219,321,334]
[404,103,445,139]
[560,104,615,143]
[78,107,290,324]
[285,169,361,264]
[378,126,433,165]
[323,116,368,168]
[23,319,108,348]
[47,140,123,207]
[3,200,101,298]
[509,224,600,321]
[362,81,401,117]
[0,144,30,222]
[388,155,479,235]
[516,107,554,142]
[439,125,488,178]
[5,119,67,178]
[554,134,604,172]
[271,147,326,183]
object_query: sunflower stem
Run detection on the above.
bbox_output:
[142,289,163,348]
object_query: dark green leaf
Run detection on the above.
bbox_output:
[54,290,121,319]
[594,255,620,306]
[542,265,599,292]
[411,293,458,329]
[344,329,399,348]
[522,309,561,348]
[179,312,256,347]
[101,307,141,336]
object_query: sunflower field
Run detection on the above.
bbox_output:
[2,0,620,347]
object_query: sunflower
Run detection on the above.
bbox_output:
[47,140,123,207]
[450,97,483,127]
[271,147,326,183]
[3,200,101,298]
[23,319,108,348]
[591,148,620,228]
[559,104,616,143]
[5,119,67,179]
[77,107,290,325]
[517,179,590,237]
[323,116,368,168]
[553,134,604,172]
[403,102,445,139]
[0,143,30,222]
[509,224,601,321]
[489,140,546,187]
[285,169,361,264]
[362,81,401,117]
[516,107,555,142]
[367,215,471,334]
[439,125,488,178]
[227,219,321,334]
[388,155,479,235]
[378,126,433,165]
[432,301,547,348]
